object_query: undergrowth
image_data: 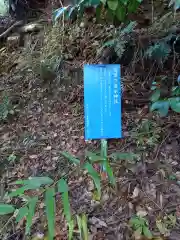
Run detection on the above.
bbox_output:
[0,150,135,239]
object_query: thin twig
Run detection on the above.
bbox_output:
[154,130,172,161]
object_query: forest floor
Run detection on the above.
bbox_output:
[0,2,180,240]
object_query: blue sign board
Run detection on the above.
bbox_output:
[84,64,122,140]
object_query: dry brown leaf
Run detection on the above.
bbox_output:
[132,186,140,199]
[89,217,108,228]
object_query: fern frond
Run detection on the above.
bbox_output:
[99,21,137,59]
[145,42,171,62]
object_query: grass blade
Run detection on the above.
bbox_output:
[76,215,82,240]
[57,178,69,193]
[82,214,88,240]
[62,191,71,222]
[83,162,101,196]
[0,204,15,215]
[16,206,28,223]
[60,152,80,165]
[68,219,74,240]
[45,188,56,240]
[25,197,38,235]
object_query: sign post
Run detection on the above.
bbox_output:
[84,64,122,176]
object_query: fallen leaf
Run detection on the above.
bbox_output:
[136,209,147,217]
[132,186,140,199]
[134,227,142,240]
[89,217,107,228]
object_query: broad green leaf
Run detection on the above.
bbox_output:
[82,214,88,240]
[150,89,160,102]
[96,3,103,21]
[62,191,71,222]
[107,0,118,10]
[9,186,28,197]
[25,197,38,235]
[116,4,126,21]
[16,206,28,223]
[109,152,138,161]
[57,178,69,193]
[100,0,106,4]
[76,215,83,239]
[169,97,180,113]
[15,177,54,188]
[60,152,80,165]
[0,204,15,215]
[128,0,140,13]
[83,162,101,195]
[143,226,153,239]
[68,219,74,240]
[45,188,56,240]
[150,100,169,117]
[86,151,104,162]
[129,216,141,228]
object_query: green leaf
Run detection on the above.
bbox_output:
[116,4,126,21]
[120,0,128,5]
[169,97,180,113]
[83,162,101,195]
[82,214,88,240]
[109,152,138,161]
[89,0,100,5]
[60,152,80,165]
[150,100,169,117]
[25,197,38,235]
[0,204,15,215]
[86,151,104,163]
[96,3,103,21]
[143,226,153,239]
[76,215,83,239]
[45,188,56,240]
[9,186,28,197]
[101,139,107,160]
[128,0,140,13]
[107,0,118,10]
[103,161,116,186]
[15,177,54,188]
[129,216,141,228]
[57,178,69,193]
[68,219,74,240]
[16,206,28,223]
[156,220,167,235]
[171,86,180,96]
[7,154,16,162]
[150,89,161,102]
[62,191,71,222]
[100,0,106,4]
[145,42,171,62]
